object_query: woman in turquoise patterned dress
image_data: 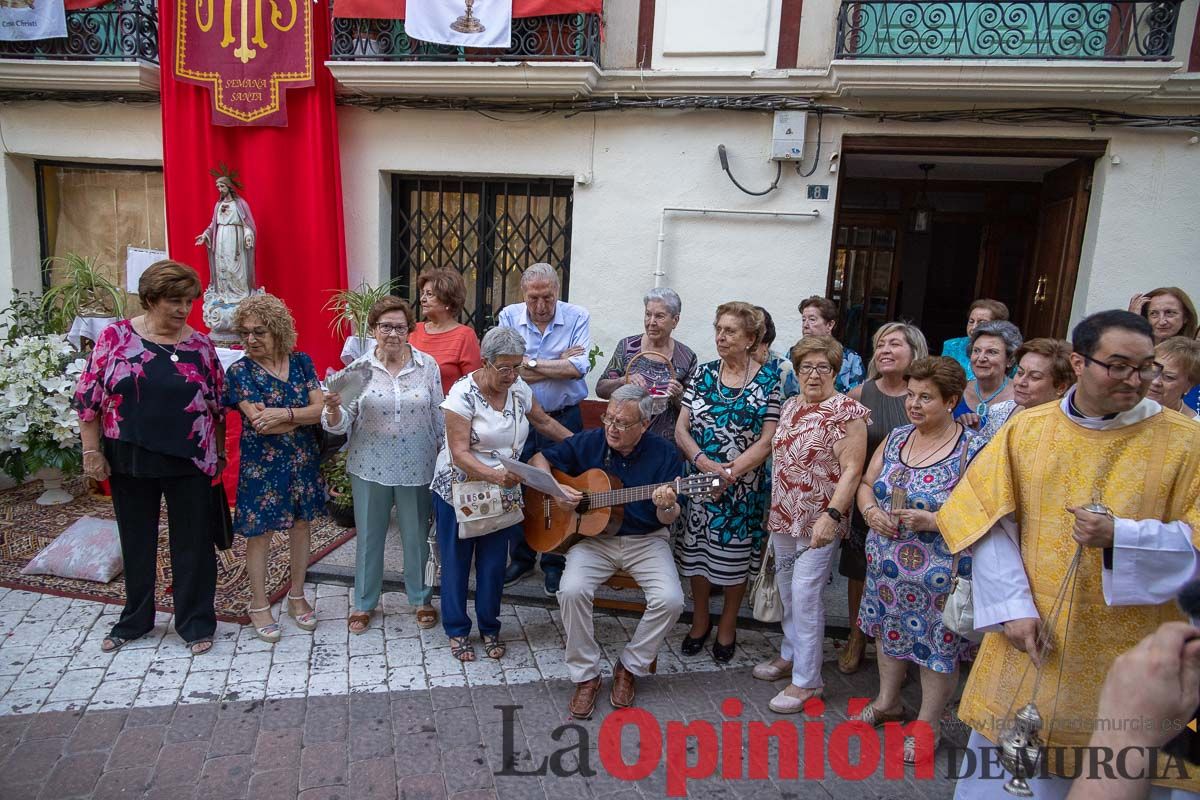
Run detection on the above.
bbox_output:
[225,294,325,643]
[676,302,782,663]
[853,356,984,764]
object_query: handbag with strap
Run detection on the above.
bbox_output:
[750,544,783,623]
[451,391,525,539]
[942,552,983,642]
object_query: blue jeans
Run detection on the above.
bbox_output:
[434,494,512,638]
[510,403,582,573]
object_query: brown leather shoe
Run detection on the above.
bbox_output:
[610,661,637,709]
[568,677,602,719]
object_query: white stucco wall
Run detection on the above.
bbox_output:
[337,106,1200,370]
[0,100,1196,374]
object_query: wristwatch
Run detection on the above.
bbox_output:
[525,358,539,370]
[824,507,844,523]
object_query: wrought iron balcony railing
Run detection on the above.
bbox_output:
[835,0,1181,60]
[330,12,601,64]
[0,0,157,63]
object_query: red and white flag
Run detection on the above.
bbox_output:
[405,0,513,48]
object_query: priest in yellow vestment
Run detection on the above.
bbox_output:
[938,310,1200,799]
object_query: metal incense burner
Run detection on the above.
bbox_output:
[998,703,1045,797]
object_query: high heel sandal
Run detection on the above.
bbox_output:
[287,594,317,631]
[247,605,282,643]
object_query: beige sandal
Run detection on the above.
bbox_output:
[415,606,438,629]
[348,611,371,635]
[287,594,318,631]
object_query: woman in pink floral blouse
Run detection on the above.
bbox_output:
[73,260,226,657]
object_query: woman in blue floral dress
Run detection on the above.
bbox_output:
[853,356,984,764]
[676,302,782,663]
[224,294,325,643]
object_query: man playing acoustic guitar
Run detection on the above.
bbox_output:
[529,384,686,719]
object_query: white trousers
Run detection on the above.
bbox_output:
[954,730,1200,800]
[772,532,839,689]
[558,529,685,684]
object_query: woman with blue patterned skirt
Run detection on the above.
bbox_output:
[851,356,985,765]
[675,302,782,664]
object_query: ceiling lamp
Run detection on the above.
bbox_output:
[910,163,935,234]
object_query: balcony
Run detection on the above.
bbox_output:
[330,13,602,64]
[835,0,1182,60]
[327,12,604,97]
[0,0,158,92]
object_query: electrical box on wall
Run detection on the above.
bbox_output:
[771,111,808,161]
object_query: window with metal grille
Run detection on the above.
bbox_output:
[391,176,574,335]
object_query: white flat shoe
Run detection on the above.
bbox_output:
[768,687,822,714]
[752,660,793,681]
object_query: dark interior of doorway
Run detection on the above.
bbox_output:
[829,154,1068,359]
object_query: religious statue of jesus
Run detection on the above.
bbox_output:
[197,174,261,344]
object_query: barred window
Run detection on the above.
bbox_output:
[391,176,574,334]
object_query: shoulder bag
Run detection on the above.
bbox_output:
[750,544,783,623]
[941,441,983,641]
[451,391,525,539]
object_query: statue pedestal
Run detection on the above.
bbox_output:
[202,286,263,346]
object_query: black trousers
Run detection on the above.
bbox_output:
[108,472,217,644]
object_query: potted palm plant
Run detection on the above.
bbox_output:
[323,278,400,355]
[39,254,127,335]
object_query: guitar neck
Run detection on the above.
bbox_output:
[587,480,700,509]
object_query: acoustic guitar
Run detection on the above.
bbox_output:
[523,468,722,555]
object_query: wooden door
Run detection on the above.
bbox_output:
[828,214,902,358]
[1020,160,1094,339]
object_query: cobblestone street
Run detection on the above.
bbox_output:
[0,584,965,798]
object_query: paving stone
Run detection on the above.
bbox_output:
[22,708,82,739]
[248,767,302,800]
[1,736,64,785]
[165,702,217,743]
[299,786,351,800]
[301,740,349,790]
[107,724,165,770]
[349,755,398,800]
[398,772,447,800]
[36,748,106,799]
[255,727,304,773]
[198,753,254,799]
[92,766,151,800]
[208,712,263,757]
[261,697,308,731]
[150,740,208,788]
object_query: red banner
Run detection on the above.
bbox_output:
[173,0,314,126]
[161,0,347,375]
[333,0,601,21]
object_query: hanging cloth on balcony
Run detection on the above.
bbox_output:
[332,0,601,22]
[0,0,65,41]
[63,0,110,9]
[406,0,513,48]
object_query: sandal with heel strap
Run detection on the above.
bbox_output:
[449,636,476,662]
[482,634,505,660]
[247,605,282,643]
[287,593,317,631]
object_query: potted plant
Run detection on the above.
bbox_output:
[320,451,356,528]
[39,254,127,335]
[323,278,400,356]
[0,332,88,504]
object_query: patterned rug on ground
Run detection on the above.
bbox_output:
[0,480,355,623]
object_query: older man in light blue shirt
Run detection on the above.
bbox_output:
[497,262,591,595]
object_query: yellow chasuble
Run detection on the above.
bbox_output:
[937,402,1200,790]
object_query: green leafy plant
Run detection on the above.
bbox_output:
[1,290,54,343]
[0,335,86,483]
[587,344,605,371]
[319,451,353,511]
[323,278,400,344]
[39,254,127,334]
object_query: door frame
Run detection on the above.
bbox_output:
[828,135,1108,341]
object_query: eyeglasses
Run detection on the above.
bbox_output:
[797,363,833,375]
[487,362,520,377]
[375,324,409,335]
[1080,354,1163,381]
[236,327,269,340]
[600,415,641,432]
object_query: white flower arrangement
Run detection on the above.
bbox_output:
[0,334,87,482]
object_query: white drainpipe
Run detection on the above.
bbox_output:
[653,206,822,287]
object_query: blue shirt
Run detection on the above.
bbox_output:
[497,301,591,413]
[942,337,976,381]
[538,428,683,536]
[837,347,866,393]
[1185,384,1200,414]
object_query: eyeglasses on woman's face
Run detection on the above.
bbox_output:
[236,327,270,340]
[375,323,409,336]
[487,362,520,377]
[797,363,833,375]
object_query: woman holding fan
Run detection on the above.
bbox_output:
[596,288,697,442]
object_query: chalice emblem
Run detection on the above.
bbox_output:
[450,0,486,34]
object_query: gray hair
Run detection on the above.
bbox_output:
[610,383,654,422]
[480,326,527,362]
[970,320,1024,360]
[520,263,560,290]
[643,287,682,317]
